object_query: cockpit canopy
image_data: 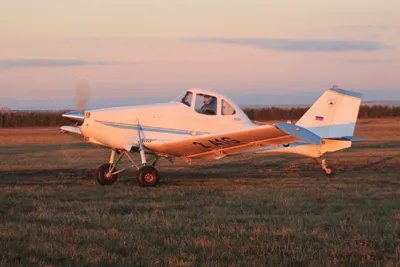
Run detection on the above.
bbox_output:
[172,89,238,116]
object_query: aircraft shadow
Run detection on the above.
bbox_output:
[160,157,318,182]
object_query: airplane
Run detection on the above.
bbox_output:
[61,85,365,187]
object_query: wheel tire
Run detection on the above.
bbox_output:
[137,166,160,187]
[325,168,334,176]
[96,164,118,185]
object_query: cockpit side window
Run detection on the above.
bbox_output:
[195,93,217,115]
[181,91,193,107]
[221,99,236,115]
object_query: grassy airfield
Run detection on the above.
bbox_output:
[0,118,399,266]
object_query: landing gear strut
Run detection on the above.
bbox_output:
[314,157,333,176]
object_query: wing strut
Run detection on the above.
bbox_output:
[136,119,147,165]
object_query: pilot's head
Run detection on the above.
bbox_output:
[203,95,211,104]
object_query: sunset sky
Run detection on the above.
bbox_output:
[1,0,399,109]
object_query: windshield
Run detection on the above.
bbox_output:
[171,91,193,107]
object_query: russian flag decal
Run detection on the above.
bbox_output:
[315,116,324,121]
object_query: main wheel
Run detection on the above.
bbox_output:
[96,164,118,185]
[137,166,160,187]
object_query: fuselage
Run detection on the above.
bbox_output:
[79,90,255,151]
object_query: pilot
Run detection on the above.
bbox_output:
[200,95,215,115]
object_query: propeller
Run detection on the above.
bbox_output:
[75,76,91,113]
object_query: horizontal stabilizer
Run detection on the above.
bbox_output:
[275,122,321,145]
[325,136,369,142]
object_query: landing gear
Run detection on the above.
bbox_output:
[95,149,161,187]
[94,139,162,188]
[314,157,334,176]
[95,148,161,187]
[95,120,162,187]
[137,166,160,187]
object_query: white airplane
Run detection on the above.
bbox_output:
[61,85,365,187]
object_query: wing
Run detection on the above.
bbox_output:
[144,122,321,160]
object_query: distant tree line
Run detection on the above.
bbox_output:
[0,105,400,128]
[243,105,400,122]
[0,110,72,128]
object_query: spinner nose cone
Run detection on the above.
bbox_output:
[62,110,85,123]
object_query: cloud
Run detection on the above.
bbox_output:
[0,58,122,68]
[343,25,400,31]
[344,58,389,63]
[189,37,388,52]
[336,24,400,39]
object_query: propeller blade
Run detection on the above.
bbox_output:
[75,76,91,112]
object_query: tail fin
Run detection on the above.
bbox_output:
[296,87,362,138]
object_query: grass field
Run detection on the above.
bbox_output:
[1,118,399,266]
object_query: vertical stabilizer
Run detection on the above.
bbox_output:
[296,87,362,138]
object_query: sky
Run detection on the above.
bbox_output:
[0,0,399,110]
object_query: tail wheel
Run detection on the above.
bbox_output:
[137,166,160,187]
[96,164,118,185]
[324,167,335,176]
